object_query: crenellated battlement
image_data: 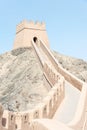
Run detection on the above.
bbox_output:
[16,20,46,34]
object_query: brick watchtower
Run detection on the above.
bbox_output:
[13,20,50,49]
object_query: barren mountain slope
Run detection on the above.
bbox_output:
[0,47,50,112]
[53,51,87,82]
[0,48,87,112]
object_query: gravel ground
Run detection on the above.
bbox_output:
[0,47,50,111]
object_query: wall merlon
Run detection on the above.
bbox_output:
[0,104,3,118]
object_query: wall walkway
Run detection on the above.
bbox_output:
[31,39,87,130]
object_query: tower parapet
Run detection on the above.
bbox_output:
[13,20,49,49]
[16,20,46,34]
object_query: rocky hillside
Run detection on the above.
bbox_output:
[0,48,50,112]
[53,51,87,82]
[0,47,87,112]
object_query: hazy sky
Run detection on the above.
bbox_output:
[0,0,87,61]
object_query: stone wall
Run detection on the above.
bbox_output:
[39,39,87,130]
[32,39,87,130]
[39,40,83,91]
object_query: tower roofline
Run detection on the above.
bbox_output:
[16,20,46,34]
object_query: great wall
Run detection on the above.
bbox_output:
[0,20,87,130]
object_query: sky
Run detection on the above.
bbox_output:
[0,0,87,61]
